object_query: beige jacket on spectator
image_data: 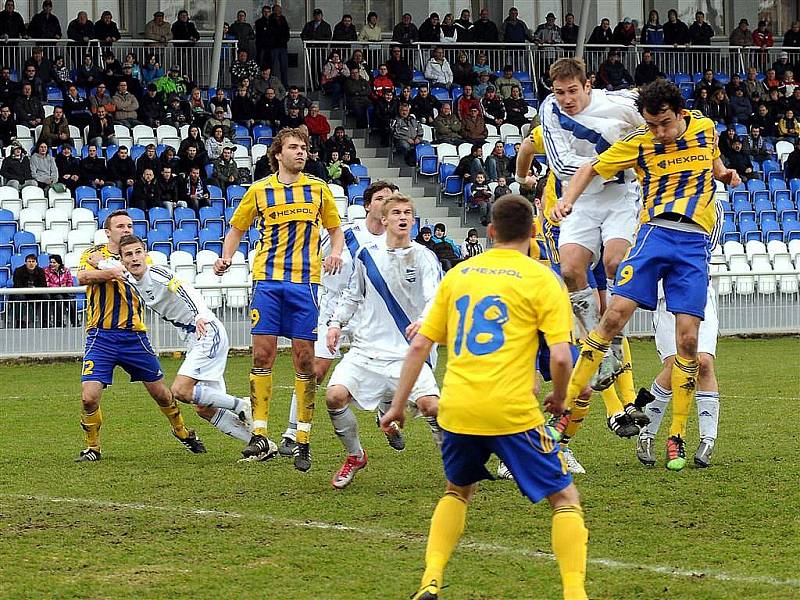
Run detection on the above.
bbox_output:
[358,23,382,42]
[113,92,140,121]
[145,20,173,43]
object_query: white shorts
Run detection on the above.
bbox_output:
[177,319,230,392]
[558,183,639,263]
[653,284,718,362]
[327,350,440,412]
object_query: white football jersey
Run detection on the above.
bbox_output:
[540,88,644,195]
[332,241,442,361]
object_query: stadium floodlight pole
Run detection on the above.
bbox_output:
[574,0,592,60]
[209,0,229,90]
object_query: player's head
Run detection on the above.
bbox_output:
[549,57,591,116]
[363,180,399,219]
[381,192,415,238]
[488,195,533,244]
[269,127,309,174]
[104,210,133,245]
[636,79,685,144]
[118,235,147,276]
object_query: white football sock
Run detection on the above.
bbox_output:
[210,408,252,442]
[193,383,244,413]
[328,406,362,456]
[606,278,615,294]
[570,287,600,335]
[283,391,298,440]
[696,390,720,444]
[641,381,671,439]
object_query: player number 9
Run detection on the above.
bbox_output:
[617,265,634,287]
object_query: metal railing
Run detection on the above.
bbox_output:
[0,38,237,90]
[1,275,798,358]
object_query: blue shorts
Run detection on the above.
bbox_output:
[542,221,602,290]
[82,329,164,386]
[442,425,573,503]
[536,332,579,382]
[251,280,319,340]
[614,223,710,319]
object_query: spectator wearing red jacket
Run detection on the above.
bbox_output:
[456,84,480,120]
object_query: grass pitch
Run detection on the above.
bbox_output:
[0,337,799,599]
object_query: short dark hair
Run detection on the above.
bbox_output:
[490,195,532,243]
[103,209,130,230]
[363,180,399,208]
[119,235,145,252]
[636,79,684,116]
[25,252,37,261]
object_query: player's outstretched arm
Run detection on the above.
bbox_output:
[712,157,741,187]
[514,136,539,186]
[551,161,600,222]
[77,268,125,284]
[544,341,573,415]
[380,333,435,432]
[214,226,245,275]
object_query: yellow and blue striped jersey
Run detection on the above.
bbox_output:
[229,173,341,284]
[529,124,545,154]
[79,244,147,331]
[419,248,573,436]
[592,110,720,234]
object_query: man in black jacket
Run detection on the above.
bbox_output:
[0,104,15,146]
[138,84,164,127]
[386,46,412,87]
[79,144,107,188]
[634,51,665,86]
[27,0,61,40]
[0,0,26,40]
[0,66,19,106]
[157,165,179,208]
[688,11,714,46]
[268,4,290,87]
[472,9,499,43]
[254,5,272,69]
[392,13,418,45]
[323,126,358,162]
[12,254,47,328]
[86,105,115,148]
[56,144,81,191]
[171,10,199,43]
[411,85,440,124]
[107,145,136,192]
[13,82,44,128]
[67,11,94,44]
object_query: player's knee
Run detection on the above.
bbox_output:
[195,405,216,420]
[325,385,349,409]
[698,354,715,379]
[445,482,476,503]
[676,331,699,357]
[313,360,331,383]
[252,345,275,369]
[416,395,439,417]
[603,257,620,279]
[548,483,581,509]
[81,394,100,413]
[170,382,194,404]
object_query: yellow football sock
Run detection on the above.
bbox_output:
[159,400,189,439]
[566,331,610,402]
[600,387,624,417]
[552,504,588,600]
[615,336,636,405]
[250,367,272,437]
[669,355,699,438]
[294,372,316,444]
[80,408,102,451]
[421,491,467,590]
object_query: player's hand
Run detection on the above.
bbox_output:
[726,169,742,188]
[213,257,231,275]
[195,318,208,339]
[324,254,343,275]
[379,405,406,433]
[551,199,574,223]
[405,319,423,340]
[326,326,341,354]
[544,391,565,415]
[106,266,127,281]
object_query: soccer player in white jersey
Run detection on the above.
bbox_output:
[115,235,254,448]
[324,192,443,489]
[541,57,644,393]
[276,181,397,456]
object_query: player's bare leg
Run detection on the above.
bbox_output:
[291,338,316,472]
[415,394,443,448]
[76,382,104,462]
[242,334,279,459]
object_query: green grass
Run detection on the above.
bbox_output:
[0,338,799,599]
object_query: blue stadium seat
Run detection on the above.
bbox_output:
[238,241,249,256]
[199,205,222,223]
[205,163,214,179]
[127,207,146,221]
[746,179,766,192]
[13,230,36,251]
[761,219,782,242]
[442,174,463,201]
[199,228,223,254]
[132,220,148,239]
[673,73,691,85]
[438,162,456,185]
[761,159,780,180]
[148,206,170,227]
[789,177,800,199]
[774,190,792,214]
[173,228,198,256]
[9,253,25,271]
[37,253,49,268]
[513,71,532,82]
[769,174,787,191]
[783,220,800,241]
[738,219,760,242]
[131,145,146,161]
[347,181,368,203]
[0,266,8,287]
[0,209,16,243]
[208,184,224,200]
[97,208,113,226]
[349,163,368,179]
[253,124,273,145]
[419,155,438,177]
[678,83,694,100]
[200,219,223,238]
[0,244,13,267]
[431,88,451,101]
[106,143,118,159]
[76,185,97,203]
[147,229,172,254]
[732,193,752,214]
[226,185,246,204]
[79,200,100,219]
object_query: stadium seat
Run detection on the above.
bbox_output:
[196,249,219,273]
[148,250,168,265]
[147,228,171,254]
[200,228,223,255]
[746,179,766,193]
[226,185,246,205]
[101,186,123,206]
[751,253,776,294]
[19,208,44,242]
[253,125,272,146]
[728,254,755,294]
[133,124,157,147]
[347,181,368,204]
[222,269,249,307]
[67,229,92,253]
[173,228,198,257]
[40,229,67,256]
[346,204,366,222]
[773,253,799,293]
[93,229,109,245]
[195,271,223,309]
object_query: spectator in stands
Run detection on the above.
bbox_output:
[494,175,510,199]
[424,47,453,89]
[254,87,283,130]
[67,11,93,44]
[495,65,522,99]
[267,4,290,87]
[231,85,255,129]
[432,223,461,268]
[456,84,480,120]
[20,64,43,99]
[725,73,746,97]
[343,68,371,128]
[304,103,330,146]
[455,143,485,183]
[38,105,70,147]
[560,13,579,45]
[481,85,505,127]
[145,10,172,44]
[141,53,164,86]
[208,88,232,118]
[324,149,355,187]
[136,143,159,176]
[783,22,800,61]
[203,106,233,139]
[437,13,457,44]
[88,82,112,115]
[359,11,381,42]
[612,17,636,46]
[485,141,510,182]
[415,226,436,251]
[773,52,793,81]
[640,10,663,47]
[472,53,491,80]
[634,50,664,86]
[0,66,19,106]
[729,18,751,47]
[172,10,200,43]
[95,11,120,45]
[112,80,140,127]
[283,85,312,118]
[79,144,107,188]
[587,18,613,48]
[130,167,160,213]
[282,106,304,129]
[418,12,441,43]
[752,20,774,54]
[695,69,722,99]
[474,71,492,97]
[391,102,423,165]
[205,125,231,161]
[332,13,359,45]
[12,253,47,327]
[297,145,324,180]
[730,87,753,124]
[210,144,239,191]
[452,52,474,87]
[51,55,72,90]
[0,104,15,146]
[371,63,394,99]
[30,141,57,189]
[392,13,418,45]
[765,69,782,92]
[138,84,164,127]
[372,87,398,143]
[178,125,206,159]
[766,87,789,117]
[503,85,528,126]
[186,87,209,125]
[462,226,486,259]
[454,9,474,42]
[14,83,43,128]
[1,143,34,188]
[598,51,633,90]
[663,9,689,46]
[25,48,53,84]
[87,105,115,148]
[742,126,771,163]
[28,0,61,40]
[778,108,800,142]
[781,71,798,97]
[503,8,533,44]
[432,102,464,145]
[0,0,26,40]
[107,144,136,192]
[473,8,499,43]
[156,165,178,209]
[252,65,285,100]
[784,139,800,179]
[689,11,713,46]
[44,254,75,327]
[75,53,100,90]
[301,8,332,42]
[253,5,271,68]
[789,87,800,114]
[179,166,210,215]
[229,10,256,58]
[411,85,439,124]
[745,67,769,103]
[159,147,178,173]
[101,51,123,90]
[386,46,412,87]
[320,52,349,109]
[725,138,755,181]
[709,89,731,124]
[324,126,358,163]
[56,144,80,191]
[230,49,260,87]
[345,49,371,83]
[467,173,492,224]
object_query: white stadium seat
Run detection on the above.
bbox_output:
[195,271,222,309]
[745,240,767,262]
[40,229,67,255]
[346,204,366,222]
[196,249,219,273]
[67,229,93,252]
[222,269,249,307]
[93,229,109,245]
[148,250,169,265]
[750,254,776,294]
[728,254,754,295]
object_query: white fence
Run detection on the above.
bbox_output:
[1,274,798,359]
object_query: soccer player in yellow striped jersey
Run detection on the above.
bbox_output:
[215,128,344,471]
[552,80,740,471]
[381,196,588,600]
[75,210,203,462]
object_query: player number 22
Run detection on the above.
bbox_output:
[454,295,509,356]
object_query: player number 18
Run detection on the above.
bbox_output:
[453,295,509,356]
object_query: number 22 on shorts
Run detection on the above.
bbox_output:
[453,294,509,356]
